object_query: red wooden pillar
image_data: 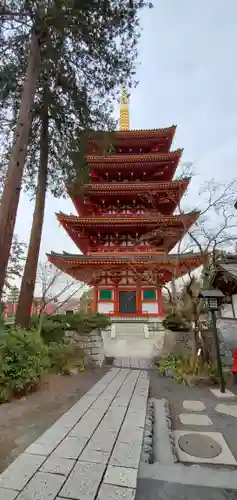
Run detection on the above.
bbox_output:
[158,287,164,316]
[114,282,119,315]
[92,286,98,313]
[136,283,142,315]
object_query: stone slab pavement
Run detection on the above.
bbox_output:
[113,358,152,369]
[0,367,149,500]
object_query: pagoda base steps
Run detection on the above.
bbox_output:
[101,321,165,359]
[113,322,146,337]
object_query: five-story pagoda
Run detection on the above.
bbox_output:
[48,91,202,318]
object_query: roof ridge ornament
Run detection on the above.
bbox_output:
[120,88,130,131]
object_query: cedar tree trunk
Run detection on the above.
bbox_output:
[15,100,49,328]
[0,32,41,300]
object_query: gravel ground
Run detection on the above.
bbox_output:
[149,372,237,461]
[0,368,108,473]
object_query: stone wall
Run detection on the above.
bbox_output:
[159,328,219,360]
[66,328,105,367]
[159,319,236,366]
[158,329,193,358]
[217,318,237,366]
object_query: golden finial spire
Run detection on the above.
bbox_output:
[120,88,130,131]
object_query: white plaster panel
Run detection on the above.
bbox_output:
[97,302,114,314]
[142,302,158,314]
[233,294,237,318]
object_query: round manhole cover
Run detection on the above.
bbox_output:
[178,434,222,458]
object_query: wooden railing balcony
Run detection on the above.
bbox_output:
[89,246,162,254]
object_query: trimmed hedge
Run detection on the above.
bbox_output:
[30,311,111,344]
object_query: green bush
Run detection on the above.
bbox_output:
[49,312,111,334]
[0,327,50,402]
[156,354,217,385]
[162,313,190,332]
[48,342,84,375]
[30,316,65,344]
[30,312,111,344]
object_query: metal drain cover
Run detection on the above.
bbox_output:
[178,433,222,458]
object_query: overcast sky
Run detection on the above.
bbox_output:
[14,0,237,268]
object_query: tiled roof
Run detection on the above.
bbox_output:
[82,178,189,193]
[220,263,237,281]
[87,150,182,164]
[88,126,177,139]
[47,251,202,264]
[56,212,199,226]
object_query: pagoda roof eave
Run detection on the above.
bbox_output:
[75,178,190,196]
[47,251,203,285]
[47,250,202,264]
[86,149,183,167]
[56,211,200,228]
[56,211,200,255]
[87,125,177,140]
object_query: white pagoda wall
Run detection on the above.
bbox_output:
[94,282,163,317]
[142,302,159,314]
[97,302,114,314]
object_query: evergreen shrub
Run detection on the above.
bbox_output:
[48,342,84,375]
[30,311,111,343]
[0,327,49,402]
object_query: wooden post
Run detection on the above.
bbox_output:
[114,282,119,315]
[158,287,164,316]
[136,284,142,315]
[92,286,97,313]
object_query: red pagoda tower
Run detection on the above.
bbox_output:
[48,90,202,319]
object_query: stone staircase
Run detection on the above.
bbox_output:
[113,322,147,338]
[101,321,165,359]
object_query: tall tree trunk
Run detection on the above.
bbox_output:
[171,277,178,313]
[0,32,41,301]
[15,101,49,328]
[191,321,199,367]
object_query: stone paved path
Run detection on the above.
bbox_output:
[113,358,153,369]
[0,368,149,500]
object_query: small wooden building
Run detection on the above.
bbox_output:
[212,255,237,319]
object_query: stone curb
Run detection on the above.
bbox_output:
[152,398,177,465]
[141,399,154,464]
